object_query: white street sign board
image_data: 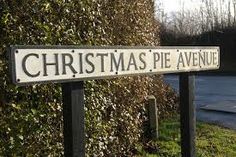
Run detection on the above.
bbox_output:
[10,46,220,85]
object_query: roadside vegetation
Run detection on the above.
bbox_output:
[137,117,236,157]
[0,0,178,156]
[158,0,236,73]
[1,0,236,156]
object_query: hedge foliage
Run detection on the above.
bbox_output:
[0,0,178,156]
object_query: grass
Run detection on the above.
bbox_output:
[136,117,236,157]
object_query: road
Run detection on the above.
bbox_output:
[165,75,236,130]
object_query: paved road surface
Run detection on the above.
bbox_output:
[165,75,236,130]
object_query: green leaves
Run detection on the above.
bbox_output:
[0,0,177,156]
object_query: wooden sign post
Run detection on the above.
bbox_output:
[62,82,85,156]
[180,73,195,157]
[9,46,220,157]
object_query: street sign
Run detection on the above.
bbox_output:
[9,45,220,157]
[10,46,220,85]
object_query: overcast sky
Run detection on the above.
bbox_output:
[159,0,236,14]
[160,0,202,13]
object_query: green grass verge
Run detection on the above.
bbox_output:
[136,117,236,157]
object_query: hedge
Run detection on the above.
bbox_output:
[0,0,178,156]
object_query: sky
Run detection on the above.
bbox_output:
[160,0,202,13]
[161,0,180,12]
[160,0,236,14]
